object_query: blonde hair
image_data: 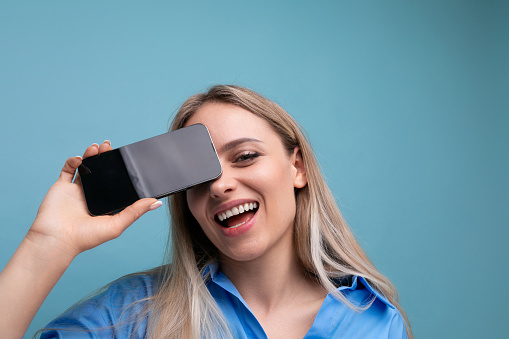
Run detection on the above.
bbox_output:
[144,85,412,338]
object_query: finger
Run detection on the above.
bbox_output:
[58,156,83,183]
[98,140,112,154]
[83,144,100,159]
[108,199,162,238]
[73,172,82,186]
[73,141,111,185]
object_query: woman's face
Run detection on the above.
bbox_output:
[185,102,307,263]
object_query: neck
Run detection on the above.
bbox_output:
[219,238,318,312]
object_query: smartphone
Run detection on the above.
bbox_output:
[78,123,222,216]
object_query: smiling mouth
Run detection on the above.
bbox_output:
[215,202,259,229]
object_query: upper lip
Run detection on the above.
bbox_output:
[212,199,259,218]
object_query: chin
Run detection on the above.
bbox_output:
[220,242,268,263]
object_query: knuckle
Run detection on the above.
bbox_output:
[110,227,123,239]
[125,205,143,222]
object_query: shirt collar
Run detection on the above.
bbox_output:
[349,275,395,309]
[205,262,254,311]
[204,262,395,309]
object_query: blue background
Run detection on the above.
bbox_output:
[1,1,507,338]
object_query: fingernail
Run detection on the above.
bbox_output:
[103,140,111,145]
[149,200,163,211]
[92,143,99,148]
[75,155,83,159]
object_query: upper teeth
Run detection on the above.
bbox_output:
[217,202,258,222]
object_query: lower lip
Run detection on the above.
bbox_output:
[218,211,257,237]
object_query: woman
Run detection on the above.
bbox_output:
[0,85,412,338]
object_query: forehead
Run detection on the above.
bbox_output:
[185,102,281,150]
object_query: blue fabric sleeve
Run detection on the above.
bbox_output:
[387,311,409,339]
[39,274,157,339]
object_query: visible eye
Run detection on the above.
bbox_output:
[233,151,260,164]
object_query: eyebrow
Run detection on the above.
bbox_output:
[220,137,263,153]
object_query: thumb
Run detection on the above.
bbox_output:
[108,199,163,236]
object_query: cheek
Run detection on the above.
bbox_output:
[269,158,294,185]
[253,159,296,201]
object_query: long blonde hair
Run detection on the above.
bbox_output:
[144,85,412,338]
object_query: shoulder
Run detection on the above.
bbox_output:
[312,276,408,339]
[101,271,160,303]
[74,272,160,315]
[40,273,160,338]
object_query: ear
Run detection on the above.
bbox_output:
[291,147,307,189]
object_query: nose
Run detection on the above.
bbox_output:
[209,166,237,198]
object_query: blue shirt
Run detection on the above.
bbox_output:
[41,264,408,338]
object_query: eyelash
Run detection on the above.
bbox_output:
[234,151,260,164]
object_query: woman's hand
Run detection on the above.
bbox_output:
[0,141,162,338]
[27,141,162,260]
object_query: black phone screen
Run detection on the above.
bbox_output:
[78,124,222,215]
